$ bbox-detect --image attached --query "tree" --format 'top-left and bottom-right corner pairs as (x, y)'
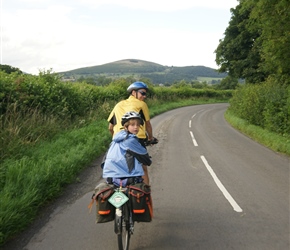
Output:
(250, 0), (290, 79)
(216, 76), (239, 90)
(215, 1), (266, 83)
(215, 0), (290, 85)
(0, 64), (22, 74)
(191, 81), (207, 89)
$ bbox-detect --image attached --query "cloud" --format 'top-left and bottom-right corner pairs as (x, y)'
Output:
(1, 0), (237, 74)
(81, 0), (237, 11)
(2, 5), (74, 70)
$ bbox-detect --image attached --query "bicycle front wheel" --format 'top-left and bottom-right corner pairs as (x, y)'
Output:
(117, 218), (130, 250)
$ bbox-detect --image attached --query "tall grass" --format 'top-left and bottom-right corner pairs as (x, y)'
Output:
(0, 119), (111, 244)
(1, 103), (68, 161)
(0, 89), (115, 244)
(0, 101), (113, 164)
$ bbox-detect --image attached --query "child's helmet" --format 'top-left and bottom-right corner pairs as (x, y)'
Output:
(127, 81), (148, 93)
(121, 111), (144, 126)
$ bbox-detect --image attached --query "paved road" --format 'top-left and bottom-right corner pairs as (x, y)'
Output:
(3, 103), (289, 250)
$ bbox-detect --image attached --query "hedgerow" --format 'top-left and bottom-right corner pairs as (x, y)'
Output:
(228, 79), (289, 137)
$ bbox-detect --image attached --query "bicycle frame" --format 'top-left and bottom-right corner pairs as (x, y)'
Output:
(109, 186), (134, 250)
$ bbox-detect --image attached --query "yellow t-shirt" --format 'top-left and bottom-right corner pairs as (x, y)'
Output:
(107, 95), (150, 138)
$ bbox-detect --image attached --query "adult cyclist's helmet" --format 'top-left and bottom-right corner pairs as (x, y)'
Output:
(121, 111), (144, 126)
(127, 81), (148, 93)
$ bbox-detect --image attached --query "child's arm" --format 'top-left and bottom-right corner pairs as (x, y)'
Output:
(125, 137), (152, 166)
(126, 149), (152, 166)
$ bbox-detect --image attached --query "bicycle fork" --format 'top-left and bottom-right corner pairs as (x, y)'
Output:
(114, 207), (134, 235)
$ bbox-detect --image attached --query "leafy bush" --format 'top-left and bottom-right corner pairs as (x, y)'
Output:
(263, 79), (290, 135)
(228, 80), (289, 136)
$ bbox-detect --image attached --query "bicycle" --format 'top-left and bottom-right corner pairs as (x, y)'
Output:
(107, 138), (158, 250)
(109, 184), (133, 250)
(109, 178), (154, 250)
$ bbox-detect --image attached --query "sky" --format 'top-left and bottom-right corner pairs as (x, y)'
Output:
(1, 0), (238, 75)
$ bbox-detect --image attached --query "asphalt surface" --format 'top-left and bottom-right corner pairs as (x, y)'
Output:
(3, 103), (289, 250)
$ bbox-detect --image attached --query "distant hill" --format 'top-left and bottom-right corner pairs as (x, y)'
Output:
(58, 59), (227, 84)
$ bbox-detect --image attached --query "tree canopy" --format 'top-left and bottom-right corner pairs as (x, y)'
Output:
(0, 64), (22, 74)
(215, 0), (290, 84)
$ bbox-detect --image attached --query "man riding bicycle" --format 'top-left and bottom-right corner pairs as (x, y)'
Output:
(107, 81), (157, 184)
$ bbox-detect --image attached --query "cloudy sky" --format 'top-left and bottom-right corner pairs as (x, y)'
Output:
(1, 0), (238, 75)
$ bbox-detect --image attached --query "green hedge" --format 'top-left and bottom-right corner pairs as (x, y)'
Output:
(0, 70), (231, 119)
(151, 86), (232, 101)
(228, 80), (289, 136)
(0, 71), (129, 119)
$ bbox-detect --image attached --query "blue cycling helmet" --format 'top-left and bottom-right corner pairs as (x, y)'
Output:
(127, 81), (148, 93)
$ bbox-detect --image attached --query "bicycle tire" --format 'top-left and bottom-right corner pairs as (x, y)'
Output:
(117, 217), (130, 250)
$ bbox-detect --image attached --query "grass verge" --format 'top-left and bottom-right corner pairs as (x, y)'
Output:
(0, 120), (111, 245)
(225, 110), (290, 156)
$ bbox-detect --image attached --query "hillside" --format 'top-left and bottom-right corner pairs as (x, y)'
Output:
(58, 59), (227, 84)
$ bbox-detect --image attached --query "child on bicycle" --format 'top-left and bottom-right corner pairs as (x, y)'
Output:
(102, 111), (152, 187)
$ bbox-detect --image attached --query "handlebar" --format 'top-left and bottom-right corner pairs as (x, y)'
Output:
(144, 137), (159, 146)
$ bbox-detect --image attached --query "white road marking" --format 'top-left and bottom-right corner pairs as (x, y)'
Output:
(189, 120), (192, 128)
(191, 109), (204, 119)
(200, 155), (243, 213)
(190, 131), (198, 146)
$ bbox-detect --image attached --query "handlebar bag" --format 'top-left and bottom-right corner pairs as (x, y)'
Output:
(129, 183), (153, 222)
(94, 182), (115, 223)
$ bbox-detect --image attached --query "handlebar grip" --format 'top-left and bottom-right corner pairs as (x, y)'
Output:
(145, 137), (158, 146)
(151, 137), (158, 144)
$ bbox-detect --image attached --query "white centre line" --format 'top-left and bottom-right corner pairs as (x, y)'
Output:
(190, 131), (198, 146)
(200, 155), (243, 213)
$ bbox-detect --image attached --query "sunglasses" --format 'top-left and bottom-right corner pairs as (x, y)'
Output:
(138, 91), (147, 96)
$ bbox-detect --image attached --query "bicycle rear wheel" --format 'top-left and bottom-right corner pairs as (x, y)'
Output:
(117, 217), (130, 250)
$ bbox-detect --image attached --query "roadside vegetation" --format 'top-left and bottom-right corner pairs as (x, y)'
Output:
(215, 0), (290, 155)
(225, 111), (290, 155)
(225, 80), (289, 153)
